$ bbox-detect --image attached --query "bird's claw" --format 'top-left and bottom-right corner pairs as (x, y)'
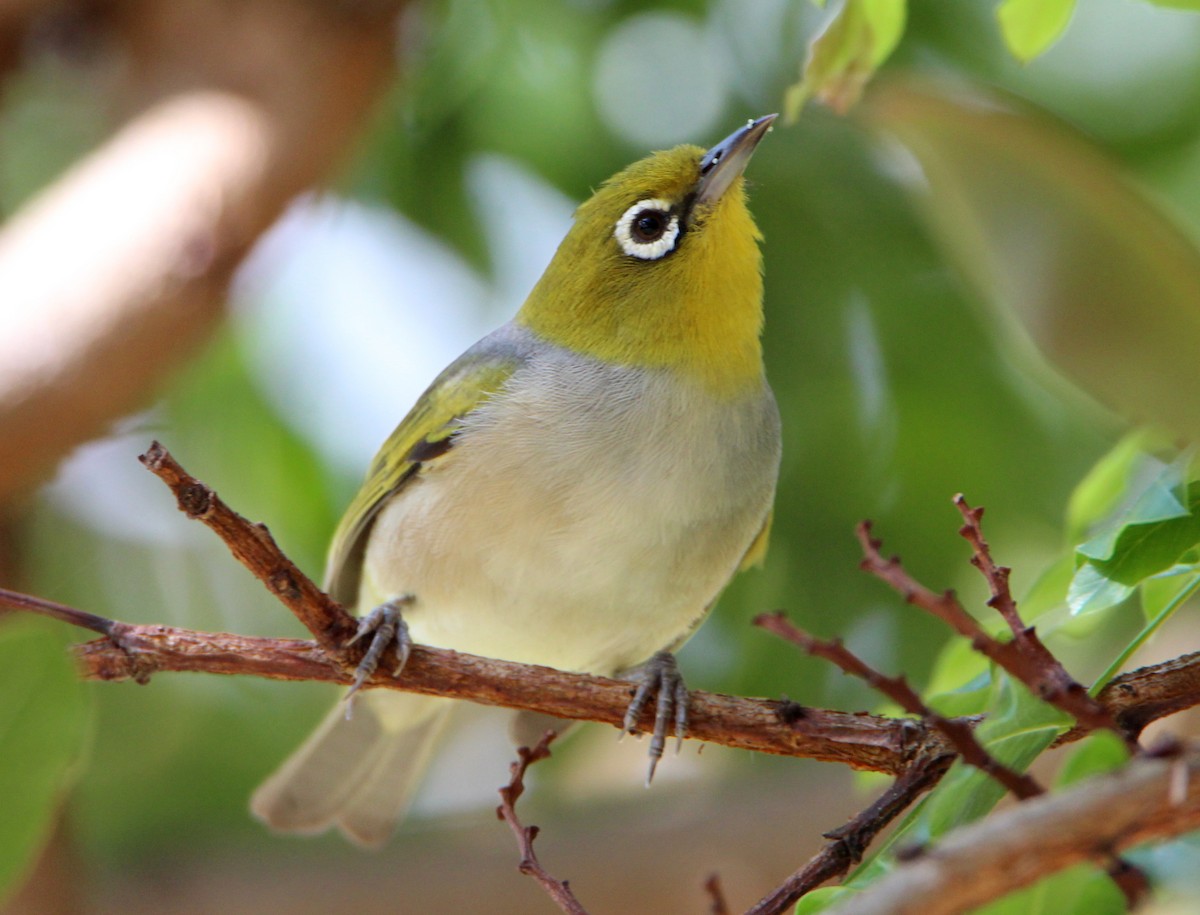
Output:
(344, 596), (414, 708)
(622, 650), (689, 785)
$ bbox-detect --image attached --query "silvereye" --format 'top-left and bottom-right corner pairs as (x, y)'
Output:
(252, 115), (781, 846)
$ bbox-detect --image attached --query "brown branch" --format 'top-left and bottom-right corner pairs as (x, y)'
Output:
(4, 581), (1199, 777)
(496, 733), (589, 915)
(952, 496), (1128, 743)
(0, 1), (403, 500)
(857, 516), (1130, 746)
(58, 608), (920, 773)
(755, 611), (1042, 800)
(755, 611), (1149, 908)
(745, 752), (955, 915)
(138, 441), (357, 650)
(823, 743), (1200, 915)
(704, 874), (731, 915)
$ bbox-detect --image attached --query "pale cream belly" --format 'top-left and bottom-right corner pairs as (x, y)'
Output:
(357, 362), (780, 677)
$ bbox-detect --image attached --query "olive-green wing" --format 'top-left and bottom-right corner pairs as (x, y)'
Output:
(324, 350), (521, 607)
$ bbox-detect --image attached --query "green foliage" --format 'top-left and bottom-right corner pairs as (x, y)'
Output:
(785, 0), (906, 118)
(796, 433), (1200, 912)
(0, 620), (89, 906)
(996, 0), (1076, 62)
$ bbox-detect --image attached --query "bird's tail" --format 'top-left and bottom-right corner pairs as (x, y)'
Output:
(251, 690), (452, 847)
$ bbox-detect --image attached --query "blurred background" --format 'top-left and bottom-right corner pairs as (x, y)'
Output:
(3, 0), (1200, 912)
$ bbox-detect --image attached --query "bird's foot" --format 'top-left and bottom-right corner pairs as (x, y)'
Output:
(344, 595), (414, 706)
(622, 650), (689, 785)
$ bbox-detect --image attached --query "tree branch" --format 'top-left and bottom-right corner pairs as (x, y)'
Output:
(824, 743), (1200, 915)
(496, 733), (590, 915)
(744, 752), (955, 915)
(138, 441), (357, 650)
(0, 0), (403, 500)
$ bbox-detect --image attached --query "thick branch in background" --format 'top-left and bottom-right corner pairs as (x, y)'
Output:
(827, 744), (1200, 915)
(0, 0), (403, 501)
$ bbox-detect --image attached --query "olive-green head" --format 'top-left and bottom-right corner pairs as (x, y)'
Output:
(517, 115), (776, 397)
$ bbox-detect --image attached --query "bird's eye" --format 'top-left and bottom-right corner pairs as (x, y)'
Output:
(614, 198), (679, 260)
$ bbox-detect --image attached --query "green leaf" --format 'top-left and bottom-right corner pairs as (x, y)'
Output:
(1070, 482), (1200, 619)
(1066, 563), (1133, 617)
(784, 0), (907, 119)
(923, 673), (1068, 836)
(1065, 432), (1172, 544)
(1055, 732), (1130, 788)
(860, 82), (1200, 441)
(794, 885), (856, 913)
(1141, 0), (1200, 8)
(1092, 566), (1200, 691)
(972, 864), (1124, 915)
(923, 637), (992, 716)
(1076, 453), (1190, 562)
(0, 620), (89, 905)
(996, 0), (1077, 63)
(1140, 565), (1200, 622)
(843, 671), (1068, 891)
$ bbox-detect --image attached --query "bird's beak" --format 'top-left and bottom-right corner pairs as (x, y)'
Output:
(694, 113), (777, 208)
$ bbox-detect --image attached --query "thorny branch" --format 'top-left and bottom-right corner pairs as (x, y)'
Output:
(857, 511), (1131, 747)
(5, 445), (1200, 914)
(823, 742), (1200, 915)
(742, 752), (955, 915)
(496, 733), (589, 915)
(754, 611), (1042, 801)
(754, 611), (1148, 908)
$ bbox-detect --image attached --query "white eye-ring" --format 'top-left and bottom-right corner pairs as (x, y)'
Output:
(613, 198), (679, 260)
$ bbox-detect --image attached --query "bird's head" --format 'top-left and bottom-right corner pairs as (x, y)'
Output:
(517, 115), (776, 397)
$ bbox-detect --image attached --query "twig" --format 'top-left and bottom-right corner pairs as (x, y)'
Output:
(139, 441), (358, 650)
(824, 743), (1200, 915)
(857, 517), (1130, 745)
(755, 611), (1042, 800)
(952, 496), (1129, 744)
(704, 874), (730, 915)
(744, 752), (954, 915)
(856, 507), (1149, 905)
(496, 732), (588, 915)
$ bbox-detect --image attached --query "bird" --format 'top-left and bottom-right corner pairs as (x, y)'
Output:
(251, 115), (782, 846)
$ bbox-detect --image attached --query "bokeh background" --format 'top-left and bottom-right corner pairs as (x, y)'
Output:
(4, 0), (1200, 912)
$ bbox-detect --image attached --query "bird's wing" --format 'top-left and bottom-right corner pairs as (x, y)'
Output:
(738, 508), (773, 571)
(323, 342), (523, 607)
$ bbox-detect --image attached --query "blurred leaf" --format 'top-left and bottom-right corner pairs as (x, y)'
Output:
(1066, 564), (1133, 618)
(1139, 564), (1200, 620)
(972, 864), (1124, 915)
(924, 637), (992, 716)
(1142, 0), (1200, 8)
(1065, 431), (1173, 545)
(0, 620), (89, 905)
(996, 0), (1076, 63)
(1092, 564), (1200, 690)
(1018, 553), (1076, 622)
(922, 673), (1068, 837)
(843, 671), (1068, 892)
(785, 0), (906, 119)
(795, 885), (856, 912)
(862, 81), (1200, 440)
(1055, 732), (1130, 788)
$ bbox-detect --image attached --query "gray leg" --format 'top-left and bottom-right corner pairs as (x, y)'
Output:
(344, 595), (414, 700)
(622, 650), (689, 785)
